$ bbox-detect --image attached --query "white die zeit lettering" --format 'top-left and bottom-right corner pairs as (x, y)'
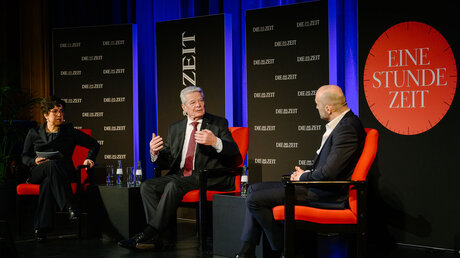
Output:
(297, 90), (317, 97)
(103, 97), (126, 103)
(253, 92), (275, 98)
(254, 158), (276, 165)
(275, 108), (298, 114)
(252, 25), (274, 32)
(274, 74), (297, 80)
(82, 112), (103, 117)
(82, 83), (103, 89)
(104, 154), (127, 159)
(274, 40), (296, 47)
(275, 142), (299, 148)
(104, 126), (126, 131)
(62, 98), (82, 104)
(298, 160), (314, 166)
(103, 68), (125, 74)
(298, 125), (321, 131)
(254, 125), (276, 131)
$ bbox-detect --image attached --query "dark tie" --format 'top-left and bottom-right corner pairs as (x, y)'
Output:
(183, 122), (198, 177)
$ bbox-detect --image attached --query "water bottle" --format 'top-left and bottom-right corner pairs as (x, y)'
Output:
(241, 166), (248, 197)
(116, 160), (123, 186)
(135, 160), (143, 186)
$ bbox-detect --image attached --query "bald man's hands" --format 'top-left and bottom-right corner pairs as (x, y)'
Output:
(290, 166), (306, 181)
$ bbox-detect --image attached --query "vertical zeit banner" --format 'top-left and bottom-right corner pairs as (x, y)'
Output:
(246, 1), (329, 182)
(156, 14), (232, 138)
(53, 24), (138, 171)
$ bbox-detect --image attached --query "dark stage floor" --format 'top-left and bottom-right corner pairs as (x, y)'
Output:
(8, 220), (459, 258)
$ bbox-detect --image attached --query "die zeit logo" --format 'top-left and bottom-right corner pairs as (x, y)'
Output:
(363, 21), (457, 135)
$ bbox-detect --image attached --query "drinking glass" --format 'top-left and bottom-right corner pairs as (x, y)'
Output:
(126, 167), (134, 187)
(106, 165), (114, 186)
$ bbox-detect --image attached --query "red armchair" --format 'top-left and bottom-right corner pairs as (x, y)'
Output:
(16, 129), (92, 238)
(272, 128), (378, 258)
(154, 127), (249, 250)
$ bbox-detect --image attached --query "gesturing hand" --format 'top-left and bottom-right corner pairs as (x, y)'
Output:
(150, 133), (164, 156)
(195, 129), (217, 147)
(83, 159), (95, 168)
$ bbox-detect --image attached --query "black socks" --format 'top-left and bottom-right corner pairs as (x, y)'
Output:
(142, 225), (159, 239)
(239, 241), (256, 256)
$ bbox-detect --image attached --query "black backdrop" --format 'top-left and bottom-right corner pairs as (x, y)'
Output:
(156, 14), (231, 138)
(53, 24), (138, 170)
(359, 0), (459, 250)
(246, 1), (329, 183)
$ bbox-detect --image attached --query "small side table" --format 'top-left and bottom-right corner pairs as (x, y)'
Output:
(212, 194), (265, 257)
(96, 185), (146, 240)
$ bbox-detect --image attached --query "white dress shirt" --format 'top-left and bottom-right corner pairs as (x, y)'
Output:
(316, 109), (350, 155)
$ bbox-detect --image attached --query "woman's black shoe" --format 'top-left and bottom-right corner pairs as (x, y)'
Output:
(234, 254), (256, 258)
(118, 232), (150, 249)
(34, 228), (46, 242)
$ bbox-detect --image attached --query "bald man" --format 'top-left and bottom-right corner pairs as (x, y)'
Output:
(235, 85), (366, 257)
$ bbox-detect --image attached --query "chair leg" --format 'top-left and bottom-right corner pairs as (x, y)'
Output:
(77, 217), (81, 238)
(284, 222), (295, 258)
(16, 196), (22, 237)
(0, 220), (18, 258)
(356, 231), (366, 258)
(198, 200), (207, 250)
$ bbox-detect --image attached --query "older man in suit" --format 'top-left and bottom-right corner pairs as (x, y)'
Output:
(119, 86), (242, 250)
(235, 85), (366, 258)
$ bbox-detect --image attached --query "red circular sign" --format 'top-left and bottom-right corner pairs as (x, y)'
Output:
(363, 21), (457, 135)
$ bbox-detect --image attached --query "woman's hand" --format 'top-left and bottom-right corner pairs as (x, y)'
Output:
(35, 157), (49, 165)
(83, 159), (95, 168)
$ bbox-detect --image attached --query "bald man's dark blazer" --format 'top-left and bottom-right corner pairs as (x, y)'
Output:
(154, 112), (242, 191)
(300, 110), (366, 206)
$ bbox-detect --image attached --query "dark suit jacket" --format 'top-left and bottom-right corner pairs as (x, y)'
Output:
(154, 113), (242, 190)
(22, 123), (100, 173)
(299, 110), (366, 207)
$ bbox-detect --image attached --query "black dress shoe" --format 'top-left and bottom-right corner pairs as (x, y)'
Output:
(118, 232), (150, 249)
(136, 237), (175, 250)
(68, 207), (79, 222)
(34, 228), (46, 242)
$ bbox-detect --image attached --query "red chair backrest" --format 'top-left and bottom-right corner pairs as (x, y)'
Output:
(228, 127), (249, 192)
(348, 128), (378, 216)
(229, 127), (249, 166)
(73, 129), (91, 184)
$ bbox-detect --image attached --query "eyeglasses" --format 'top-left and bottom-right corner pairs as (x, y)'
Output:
(49, 109), (65, 114)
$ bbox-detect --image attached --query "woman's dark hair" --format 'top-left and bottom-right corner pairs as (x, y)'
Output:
(40, 96), (66, 114)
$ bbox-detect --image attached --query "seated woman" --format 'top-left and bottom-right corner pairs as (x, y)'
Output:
(21, 96), (100, 241)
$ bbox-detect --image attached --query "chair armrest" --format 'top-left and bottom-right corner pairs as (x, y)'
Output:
(76, 165), (90, 170)
(196, 167), (243, 205)
(284, 180), (367, 188)
(198, 167), (243, 178)
(154, 167), (162, 178)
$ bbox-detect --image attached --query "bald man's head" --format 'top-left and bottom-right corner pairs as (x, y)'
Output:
(315, 85), (349, 121)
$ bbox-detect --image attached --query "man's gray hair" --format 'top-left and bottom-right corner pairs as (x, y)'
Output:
(180, 86), (204, 104)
